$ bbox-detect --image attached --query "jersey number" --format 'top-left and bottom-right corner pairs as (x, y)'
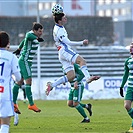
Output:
(0, 62), (5, 76)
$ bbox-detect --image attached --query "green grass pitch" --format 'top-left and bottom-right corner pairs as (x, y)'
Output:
(10, 99), (131, 133)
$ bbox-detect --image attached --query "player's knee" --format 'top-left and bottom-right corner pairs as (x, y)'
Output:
(67, 74), (75, 82)
(67, 101), (74, 107)
(68, 77), (75, 82)
(77, 56), (86, 66)
(25, 78), (32, 85)
(124, 103), (131, 111)
(68, 104), (73, 107)
(73, 102), (79, 107)
(67, 103), (73, 107)
(82, 58), (86, 64)
(67, 70), (75, 82)
(16, 81), (23, 86)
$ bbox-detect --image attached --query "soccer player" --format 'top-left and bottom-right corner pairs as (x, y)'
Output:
(47, 63), (92, 123)
(13, 83), (26, 126)
(120, 42), (133, 132)
(67, 63), (92, 123)
(0, 31), (21, 133)
(13, 22), (44, 113)
(46, 6), (100, 95)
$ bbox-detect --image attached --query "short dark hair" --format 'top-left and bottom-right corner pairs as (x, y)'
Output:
(53, 13), (65, 23)
(32, 22), (43, 31)
(0, 31), (9, 48)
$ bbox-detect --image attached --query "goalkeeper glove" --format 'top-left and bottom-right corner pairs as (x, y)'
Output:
(13, 49), (21, 55)
(120, 87), (124, 97)
(37, 38), (44, 42)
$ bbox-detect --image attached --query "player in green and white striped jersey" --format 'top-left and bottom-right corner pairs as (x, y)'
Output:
(67, 63), (92, 123)
(47, 63), (92, 123)
(13, 22), (44, 114)
(120, 42), (133, 132)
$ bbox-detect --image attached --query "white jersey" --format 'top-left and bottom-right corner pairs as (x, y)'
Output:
(53, 24), (84, 73)
(53, 24), (83, 49)
(0, 49), (20, 101)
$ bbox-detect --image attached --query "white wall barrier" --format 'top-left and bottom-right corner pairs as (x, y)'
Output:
(17, 77), (127, 100)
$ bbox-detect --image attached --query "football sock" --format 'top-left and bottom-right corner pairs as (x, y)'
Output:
(52, 75), (68, 87)
(75, 104), (87, 118)
(80, 65), (90, 80)
(80, 103), (86, 108)
(131, 119), (133, 127)
(22, 88), (26, 99)
(13, 83), (20, 104)
(25, 84), (34, 106)
(128, 108), (133, 119)
(0, 124), (9, 133)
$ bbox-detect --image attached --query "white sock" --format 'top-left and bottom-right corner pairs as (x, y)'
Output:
(52, 75), (68, 87)
(85, 104), (88, 108)
(80, 65), (90, 80)
(85, 117), (89, 120)
(0, 124), (9, 133)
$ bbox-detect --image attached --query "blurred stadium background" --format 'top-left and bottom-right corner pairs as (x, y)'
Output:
(0, 0), (132, 100)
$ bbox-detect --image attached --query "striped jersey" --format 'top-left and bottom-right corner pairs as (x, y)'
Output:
(19, 30), (39, 63)
(53, 24), (83, 50)
(121, 56), (133, 88)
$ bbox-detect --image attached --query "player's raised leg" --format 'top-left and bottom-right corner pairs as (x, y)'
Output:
(75, 55), (100, 83)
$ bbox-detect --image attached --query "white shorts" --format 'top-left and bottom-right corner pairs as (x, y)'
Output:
(0, 100), (14, 118)
(58, 47), (79, 73)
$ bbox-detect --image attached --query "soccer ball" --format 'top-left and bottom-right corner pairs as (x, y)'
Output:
(52, 4), (63, 14)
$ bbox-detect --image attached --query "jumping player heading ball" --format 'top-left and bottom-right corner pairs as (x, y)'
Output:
(46, 4), (100, 95)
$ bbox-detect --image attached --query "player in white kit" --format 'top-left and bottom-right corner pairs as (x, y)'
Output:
(46, 5), (100, 95)
(0, 31), (21, 133)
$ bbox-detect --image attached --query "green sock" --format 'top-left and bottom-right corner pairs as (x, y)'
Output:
(131, 119), (133, 127)
(75, 104), (87, 118)
(25, 84), (34, 106)
(80, 103), (86, 108)
(13, 83), (20, 104)
(128, 108), (133, 119)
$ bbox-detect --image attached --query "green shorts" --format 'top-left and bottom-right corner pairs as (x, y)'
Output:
(125, 87), (133, 101)
(68, 83), (84, 102)
(19, 59), (32, 80)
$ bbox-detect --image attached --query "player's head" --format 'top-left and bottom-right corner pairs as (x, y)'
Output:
(0, 31), (10, 48)
(53, 13), (67, 25)
(130, 42), (133, 55)
(32, 22), (43, 37)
